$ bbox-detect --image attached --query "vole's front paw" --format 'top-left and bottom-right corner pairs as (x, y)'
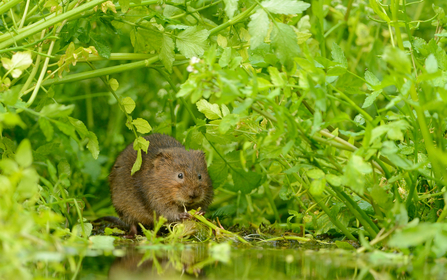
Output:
(178, 212), (191, 220)
(196, 210), (206, 216)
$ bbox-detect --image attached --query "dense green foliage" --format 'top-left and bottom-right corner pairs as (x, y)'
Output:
(1, 0), (447, 277)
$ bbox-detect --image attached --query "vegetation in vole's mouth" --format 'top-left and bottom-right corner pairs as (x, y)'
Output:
(1, 0), (447, 278)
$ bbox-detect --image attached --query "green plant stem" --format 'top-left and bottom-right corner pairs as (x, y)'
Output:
(0, 35), (59, 54)
(0, 0), (22, 15)
(409, 85), (446, 183)
(285, 167), (357, 241)
(190, 210), (249, 244)
(258, 236), (311, 243)
(39, 56), (161, 87)
(329, 84), (374, 123)
(28, 28), (59, 106)
(334, 188), (380, 235)
(20, 30), (46, 96)
(86, 62), (138, 139)
(169, 0), (222, 20)
(72, 199), (86, 238)
(0, 0), (108, 48)
(405, 175), (417, 210)
(262, 180), (281, 223)
(311, 193), (357, 241)
(209, 4), (257, 36)
(55, 53), (169, 62)
(390, 0), (405, 50)
(18, 0), (31, 29)
(153, 68), (177, 137)
(437, 203), (447, 223)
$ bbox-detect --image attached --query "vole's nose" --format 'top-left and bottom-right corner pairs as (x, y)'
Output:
(189, 190), (199, 200)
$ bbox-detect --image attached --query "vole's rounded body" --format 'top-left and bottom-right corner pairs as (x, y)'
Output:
(109, 134), (213, 236)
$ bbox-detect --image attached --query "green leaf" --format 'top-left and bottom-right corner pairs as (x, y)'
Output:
(309, 178), (326, 197)
(365, 70), (380, 90)
(208, 158), (228, 188)
(196, 99), (222, 120)
(331, 42), (347, 68)
(362, 91), (382, 108)
(370, 120), (410, 143)
(34, 143), (59, 161)
(104, 227), (126, 235)
(118, 0), (130, 12)
(381, 141), (414, 170)
(131, 22), (163, 53)
(382, 46), (411, 74)
(131, 149), (142, 175)
(369, 0), (390, 23)
(219, 114), (239, 134)
(74, 223), (93, 237)
(370, 185), (393, 210)
(335, 241), (355, 250)
(15, 139), (32, 168)
(262, 0), (310, 15)
(160, 34), (175, 73)
(87, 131), (99, 159)
(326, 174), (342, 186)
(40, 104), (74, 118)
(295, 31), (312, 44)
(230, 168), (262, 194)
(17, 168), (39, 200)
(176, 26), (210, 58)
(122, 97), (136, 114)
(221, 104), (230, 117)
(68, 117), (89, 139)
(271, 23), (300, 70)
(57, 160), (71, 177)
(223, 0), (239, 18)
(268, 67), (284, 87)
(132, 118), (152, 134)
(89, 236), (116, 250)
(306, 168), (325, 179)
(219, 47), (232, 67)
(388, 223), (438, 248)
(342, 155), (371, 195)
(133, 136), (150, 153)
(425, 54), (438, 74)
(248, 9), (269, 50)
(0, 86), (20, 106)
(38, 118), (54, 141)
(54, 120), (76, 138)
(176, 79), (197, 98)
(1, 51), (33, 78)
(109, 78), (119, 91)
(327, 66), (347, 76)
(90, 37), (111, 59)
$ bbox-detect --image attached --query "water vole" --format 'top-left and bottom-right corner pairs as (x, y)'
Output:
(108, 133), (213, 236)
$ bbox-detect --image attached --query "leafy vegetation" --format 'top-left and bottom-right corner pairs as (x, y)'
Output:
(1, 0), (447, 277)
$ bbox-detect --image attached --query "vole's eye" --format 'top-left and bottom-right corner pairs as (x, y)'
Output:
(178, 173), (184, 179)
(198, 174), (202, 180)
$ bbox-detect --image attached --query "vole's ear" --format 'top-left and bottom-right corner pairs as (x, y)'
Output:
(194, 150), (205, 159)
(153, 151), (172, 168)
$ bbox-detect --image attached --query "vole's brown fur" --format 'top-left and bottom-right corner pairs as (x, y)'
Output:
(109, 134), (213, 237)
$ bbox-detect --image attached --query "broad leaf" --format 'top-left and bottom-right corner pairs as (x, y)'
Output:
(271, 23), (300, 70)
(248, 9), (269, 50)
(262, 0), (310, 15)
(177, 26), (210, 58)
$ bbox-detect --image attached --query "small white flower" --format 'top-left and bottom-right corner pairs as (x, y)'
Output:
(186, 65), (195, 73)
(190, 56), (200, 64)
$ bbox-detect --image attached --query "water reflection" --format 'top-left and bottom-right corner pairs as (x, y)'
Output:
(108, 245), (207, 279)
(78, 243), (447, 280)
